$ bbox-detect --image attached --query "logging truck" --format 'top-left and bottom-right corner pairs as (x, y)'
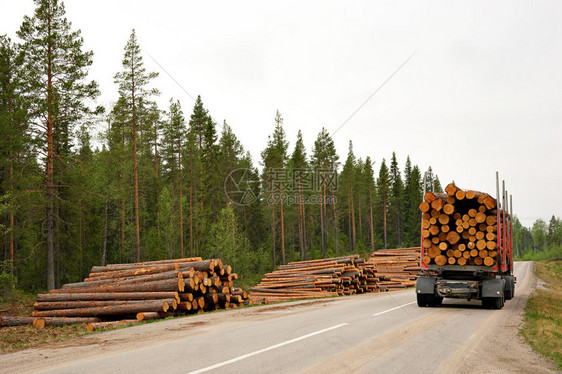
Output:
(415, 173), (515, 309)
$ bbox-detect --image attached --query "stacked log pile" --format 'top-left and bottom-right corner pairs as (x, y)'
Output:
(249, 255), (380, 302)
(13, 257), (255, 328)
(366, 247), (421, 290)
(419, 183), (501, 267)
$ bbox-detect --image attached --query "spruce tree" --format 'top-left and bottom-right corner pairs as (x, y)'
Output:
(17, 0), (99, 288)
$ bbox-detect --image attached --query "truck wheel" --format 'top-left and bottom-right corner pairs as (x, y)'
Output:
(417, 294), (428, 307)
(494, 297), (503, 309)
(435, 296), (443, 305)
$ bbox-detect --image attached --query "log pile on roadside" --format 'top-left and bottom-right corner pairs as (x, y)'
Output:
(419, 183), (501, 267)
(249, 255), (380, 302)
(1, 257), (257, 329)
(366, 247), (421, 290)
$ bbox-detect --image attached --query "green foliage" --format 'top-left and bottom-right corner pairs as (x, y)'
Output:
(522, 260), (562, 369)
(0, 260), (17, 301)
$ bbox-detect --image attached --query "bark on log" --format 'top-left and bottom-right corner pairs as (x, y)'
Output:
(86, 320), (139, 331)
(36, 292), (178, 302)
(64, 270), (182, 289)
(34, 298), (176, 311)
(49, 279), (185, 294)
(136, 312), (163, 321)
(86, 264), (180, 281)
(31, 300), (170, 317)
(33, 317), (101, 328)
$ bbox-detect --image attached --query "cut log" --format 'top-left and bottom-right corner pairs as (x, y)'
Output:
(435, 255), (447, 266)
(31, 300), (170, 317)
(33, 317), (101, 328)
(33, 299), (176, 311)
(63, 269), (182, 289)
(86, 320), (139, 331)
(36, 292), (179, 303)
(438, 214), (450, 225)
(136, 312), (163, 321)
(487, 241), (497, 250)
(49, 278), (185, 294)
(445, 183), (458, 196)
(443, 204), (455, 215)
(86, 264), (180, 281)
(419, 202), (430, 213)
(446, 231), (461, 245)
(483, 257), (495, 267)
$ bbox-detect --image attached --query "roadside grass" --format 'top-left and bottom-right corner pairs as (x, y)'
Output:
(521, 260), (562, 370)
(0, 290), (144, 353)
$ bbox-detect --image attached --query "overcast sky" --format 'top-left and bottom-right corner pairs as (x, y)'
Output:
(1, 0), (561, 227)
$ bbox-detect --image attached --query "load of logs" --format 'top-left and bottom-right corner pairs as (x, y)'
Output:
(419, 183), (502, 267)
(250, 255), (384, 302)
(366, 247), (420, 290)
(0, 257), (257, 329)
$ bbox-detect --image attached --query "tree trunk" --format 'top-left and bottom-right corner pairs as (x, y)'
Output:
(321, 170), (327, 257)
(0, 316), (99, 327)
(101, 200), (108, 266)
(132, 69), (141, 262)
(350, 183), (356, 252)
(86, 320), (137, 331)
(369, 185), (374, 252)
(332, 189), (338, 256)
(49, 278), (185, 294)
(9, 138), (14, 274)
(155, 129), (159, 238)
(34, 299), (176, 311)
(382, 198), (387, 249)
(179, 141), (184, 258)
(280, 180), (285, 265)
(270, 175), (276, 269)
(46, 23), (55, 291)
(32, 300), (171, 317)
(36, 291), (179, 302)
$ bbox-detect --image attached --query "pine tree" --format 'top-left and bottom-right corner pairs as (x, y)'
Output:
(17, 0), (99, 288)
(375, 159), (391, 249)
(113, 29), (158, 262)
(311, 128), (339, 257)
(339, 141), (357, 253)
(162, 99), (186, 257)
(288, 130), (308, 261)
(261, 110), (289, 265)
(362, 157), (376, 252)
(0, 35), (28, 274)
(402, 158), (423, 246)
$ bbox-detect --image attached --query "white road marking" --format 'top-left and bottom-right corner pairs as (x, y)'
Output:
(185, 323), (349, 374)
(372, 301), (416, 317)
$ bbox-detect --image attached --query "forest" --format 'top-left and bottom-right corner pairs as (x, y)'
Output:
(1, 0), (561, 292)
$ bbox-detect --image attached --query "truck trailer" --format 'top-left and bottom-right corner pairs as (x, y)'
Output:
(416, 172), (515, 309)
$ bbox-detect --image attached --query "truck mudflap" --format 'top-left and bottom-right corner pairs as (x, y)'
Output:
(416, 276), (436, 295)
(481, 278), (506, 298)
(435, 280), (479, 300)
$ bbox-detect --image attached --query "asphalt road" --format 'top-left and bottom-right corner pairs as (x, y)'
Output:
(1, 261), (556, 374)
